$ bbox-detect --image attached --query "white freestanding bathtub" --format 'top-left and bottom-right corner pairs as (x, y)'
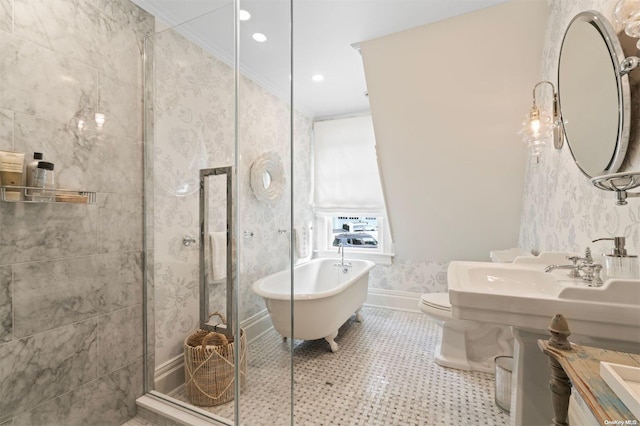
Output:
(252, 258), (375, 352)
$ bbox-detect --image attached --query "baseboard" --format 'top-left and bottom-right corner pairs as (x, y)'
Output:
(137, 393), (229, 426)
(154, 355), (185, 395)
(154, 309), (273, 394)
(241, 307), (274, 343)
(365, 288), (421, 312)
(153, 293), (420, 393)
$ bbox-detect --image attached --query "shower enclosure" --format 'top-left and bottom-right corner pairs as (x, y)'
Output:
(142, 1), (314, 423)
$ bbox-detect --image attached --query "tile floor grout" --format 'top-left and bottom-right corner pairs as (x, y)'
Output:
(126, 306), (509, 425)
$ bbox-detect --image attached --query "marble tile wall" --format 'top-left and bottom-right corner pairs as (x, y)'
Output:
(0, 0), (151, 424)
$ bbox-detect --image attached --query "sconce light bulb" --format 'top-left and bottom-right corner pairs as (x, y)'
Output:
(77, 119), (85, 130)
(526, 104), (542, 135)
(531, 118), (541, 134)
(94, 112), (106, 128)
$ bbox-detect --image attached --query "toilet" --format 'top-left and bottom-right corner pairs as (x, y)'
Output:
(418, 248), (531, 372)
(420, 292), (513, 373)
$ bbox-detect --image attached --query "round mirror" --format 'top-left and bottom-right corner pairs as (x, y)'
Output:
(262, 171), (272, 189)
(250, 151), (285, 203)
(558, 10), (631, 178)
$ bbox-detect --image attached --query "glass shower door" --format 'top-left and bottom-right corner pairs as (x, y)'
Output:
(142, 1), (295, 424)
(235, 1), (295, 423)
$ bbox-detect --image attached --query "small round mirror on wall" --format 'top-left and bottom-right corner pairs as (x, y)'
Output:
(250, 151), (285, 203)
(558, 10), (631, 178)
(262, 171), (272, 189)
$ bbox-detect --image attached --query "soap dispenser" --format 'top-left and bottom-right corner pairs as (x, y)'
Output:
(592, 237), (640, 280)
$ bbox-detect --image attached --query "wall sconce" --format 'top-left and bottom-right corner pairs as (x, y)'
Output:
(74, 86), (106, 132)
(94, 83), (106, 130)
(614, 0), (640, 49)
(519, 80), (563, 163)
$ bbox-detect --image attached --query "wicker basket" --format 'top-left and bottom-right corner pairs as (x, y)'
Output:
(183, 312), (247, 406)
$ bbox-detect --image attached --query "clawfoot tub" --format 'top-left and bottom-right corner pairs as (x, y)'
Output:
(252, 258), (375, 352)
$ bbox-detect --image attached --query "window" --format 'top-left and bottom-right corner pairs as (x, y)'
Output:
(312, 115), (393, 264)
(315, 214), (393, 264)
(332, 217), (379, 248)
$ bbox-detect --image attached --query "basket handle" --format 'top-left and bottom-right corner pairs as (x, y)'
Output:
(201, 331), (229, 351)
(208, 311), (226, 326)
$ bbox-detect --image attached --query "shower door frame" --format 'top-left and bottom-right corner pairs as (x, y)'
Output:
(140, 1), (297, 424)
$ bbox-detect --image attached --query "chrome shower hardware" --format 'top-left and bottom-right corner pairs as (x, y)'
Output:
(182, 235), (197, 246)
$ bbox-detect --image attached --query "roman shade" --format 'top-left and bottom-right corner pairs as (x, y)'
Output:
(312, 115), (386, 215)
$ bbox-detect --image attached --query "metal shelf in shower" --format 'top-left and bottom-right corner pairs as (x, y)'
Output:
(0, 185), (97, 204)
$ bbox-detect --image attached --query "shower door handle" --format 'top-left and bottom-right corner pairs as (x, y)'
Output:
(199, 167), (235, 338)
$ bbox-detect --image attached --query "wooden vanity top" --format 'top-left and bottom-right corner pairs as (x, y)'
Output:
(538, 340), (640, 424)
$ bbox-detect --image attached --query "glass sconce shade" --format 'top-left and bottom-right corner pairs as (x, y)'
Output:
(519, 106), (553, 160)
(519, 80), (562, 163)
(94, 112), (106, 128)
(615, 0), (640, 49)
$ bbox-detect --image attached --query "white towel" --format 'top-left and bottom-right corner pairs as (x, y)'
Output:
(294, 225), (311, 259)
(209, 231), (227, 281)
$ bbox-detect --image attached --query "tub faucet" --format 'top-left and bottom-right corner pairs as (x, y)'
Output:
(335, 243), (352, 269)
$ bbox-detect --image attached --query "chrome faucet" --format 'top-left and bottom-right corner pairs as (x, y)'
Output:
(544, 248), (603, 287)
(544, 263), (582, 278)
(335, 243), (352, 269)
(544, 255), (582, 278)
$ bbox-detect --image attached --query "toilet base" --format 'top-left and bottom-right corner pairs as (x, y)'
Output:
(434, 326), (496, 373)
(420, 292), (514, 374)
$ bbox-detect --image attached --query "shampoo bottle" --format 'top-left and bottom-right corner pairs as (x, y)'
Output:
(26, 152), (43, 185)
(31, 161), (55, 202)
(26, 152), (43, 200)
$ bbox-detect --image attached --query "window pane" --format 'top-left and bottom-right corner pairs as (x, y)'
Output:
(330, 216), (379, 249)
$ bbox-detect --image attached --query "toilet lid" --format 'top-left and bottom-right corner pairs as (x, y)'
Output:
(420, 293), (452, 312)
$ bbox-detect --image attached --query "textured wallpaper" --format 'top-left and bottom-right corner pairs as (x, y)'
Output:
(152, 26), (313, 365)
(519, 0), (640, 258)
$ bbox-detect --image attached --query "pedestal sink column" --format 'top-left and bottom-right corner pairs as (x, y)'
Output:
(511, 327), (553, 426)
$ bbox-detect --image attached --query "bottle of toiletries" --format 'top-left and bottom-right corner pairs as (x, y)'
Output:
(25, 152), (44, 201)
(0, 150), (26, 201)
(30, 161), (55, 202)
(592, 236), (640, 280)
(26, 152), (43, 186)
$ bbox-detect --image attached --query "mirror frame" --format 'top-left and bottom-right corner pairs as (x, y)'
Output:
(558, 10), (631, 178)
(249, 151), (286, 203)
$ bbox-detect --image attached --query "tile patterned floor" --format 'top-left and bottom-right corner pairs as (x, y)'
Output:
(159, 306), (509, 426)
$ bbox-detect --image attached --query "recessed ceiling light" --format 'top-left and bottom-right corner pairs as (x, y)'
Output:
(239, 10), (251, 21)
(252, 33), (267, 43)
(312, 74), (324, 82)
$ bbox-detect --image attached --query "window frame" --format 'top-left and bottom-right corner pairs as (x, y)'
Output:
(314, 213), (394, 265)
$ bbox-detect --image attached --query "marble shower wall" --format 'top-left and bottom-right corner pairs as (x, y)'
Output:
(519, 0), (640, 256)
(152, 27), (313, 366)
(0, 0), (151, 424)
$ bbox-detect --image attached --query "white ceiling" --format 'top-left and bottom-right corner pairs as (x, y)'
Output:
(132, 0), (510, 119)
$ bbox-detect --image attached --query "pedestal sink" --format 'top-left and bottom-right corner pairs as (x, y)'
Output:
(447, 260), (640, 426)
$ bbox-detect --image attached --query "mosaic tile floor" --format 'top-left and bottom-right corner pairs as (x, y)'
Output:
(161, 306), (509, 426)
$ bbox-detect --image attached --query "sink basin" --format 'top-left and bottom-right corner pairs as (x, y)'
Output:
(448, 259), (640, 425)
(448, 261), (640, 342)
